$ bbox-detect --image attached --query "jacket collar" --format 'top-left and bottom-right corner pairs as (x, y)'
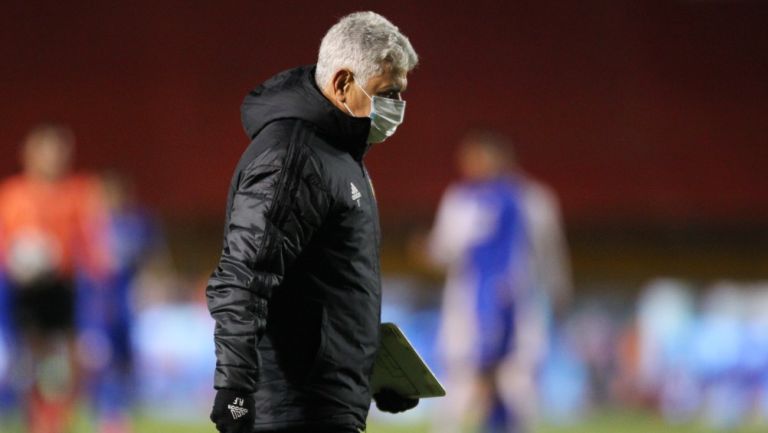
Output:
(241, 65), (372, 161)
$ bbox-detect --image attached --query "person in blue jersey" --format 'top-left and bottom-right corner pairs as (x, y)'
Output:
(428, 130), (572, 433)
(77, 172), (167, 433)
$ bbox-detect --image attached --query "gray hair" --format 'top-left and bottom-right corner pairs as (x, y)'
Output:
(315, 11), (418, 89)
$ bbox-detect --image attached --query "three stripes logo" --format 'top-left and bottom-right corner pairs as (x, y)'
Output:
(350, 182), (362, 207)
(228, 397), (249, 420)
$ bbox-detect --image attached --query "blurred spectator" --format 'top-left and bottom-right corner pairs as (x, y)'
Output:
(0, 124), (110, 433)
(691, 282), (749, 429)
(636, 278), (697, 420)
(426, 130), (571, 433)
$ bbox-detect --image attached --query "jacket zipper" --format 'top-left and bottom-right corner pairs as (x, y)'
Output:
(360, 164), (382, 283)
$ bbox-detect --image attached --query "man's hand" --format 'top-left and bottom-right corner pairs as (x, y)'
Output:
(210, 389), (255, 433)
(373, 388), (419, 413)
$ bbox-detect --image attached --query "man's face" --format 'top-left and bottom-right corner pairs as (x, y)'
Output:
(23, 134), (72, 181)
(343, 67), (408, 117)
(457, 142), (504, 181)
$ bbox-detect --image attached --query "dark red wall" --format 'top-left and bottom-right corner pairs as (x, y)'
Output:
(2, 1), (767, 224)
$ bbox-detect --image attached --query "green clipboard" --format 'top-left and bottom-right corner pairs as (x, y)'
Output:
(371, 322), (446, 399)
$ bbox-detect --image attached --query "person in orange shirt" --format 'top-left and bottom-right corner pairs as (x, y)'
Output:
(0, 124), (109, 433)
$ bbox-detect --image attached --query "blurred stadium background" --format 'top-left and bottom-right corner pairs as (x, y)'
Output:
(1, 1), (767, 432)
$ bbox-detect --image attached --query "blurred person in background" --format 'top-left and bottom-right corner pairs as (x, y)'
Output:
(206, 11), (419, 433)
(426, 130), (571, 433)
(0, 124), (110, 433)
(76, 171), (169, 433)
(635, 278), (697, 419)
(690, 282), (749, 429)
(743, 284), (768, 425)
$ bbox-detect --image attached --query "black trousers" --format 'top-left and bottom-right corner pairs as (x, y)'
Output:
(10, 277), (75, 333)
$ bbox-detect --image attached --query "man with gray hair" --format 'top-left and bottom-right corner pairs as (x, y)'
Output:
(207, 11), (419, 433)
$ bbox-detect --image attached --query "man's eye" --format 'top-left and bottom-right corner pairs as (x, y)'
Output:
(378, 91), (401, 100)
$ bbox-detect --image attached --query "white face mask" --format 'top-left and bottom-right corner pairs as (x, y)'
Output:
(344, 81), (406, 144)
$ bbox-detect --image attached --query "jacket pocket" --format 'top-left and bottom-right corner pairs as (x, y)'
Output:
(303, 302), (327, 383)
(257, 296), (327, 385)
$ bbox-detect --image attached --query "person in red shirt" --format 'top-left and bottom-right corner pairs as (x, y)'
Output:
(0, 123), (109, 433)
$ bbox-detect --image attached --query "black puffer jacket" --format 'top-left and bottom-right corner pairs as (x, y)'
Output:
(206, 65), (381, 431)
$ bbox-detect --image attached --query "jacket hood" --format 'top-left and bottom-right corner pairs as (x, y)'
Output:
(241, 65), (372, 160)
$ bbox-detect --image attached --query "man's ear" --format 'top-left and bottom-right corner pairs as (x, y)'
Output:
(331, 69), (354, 103)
